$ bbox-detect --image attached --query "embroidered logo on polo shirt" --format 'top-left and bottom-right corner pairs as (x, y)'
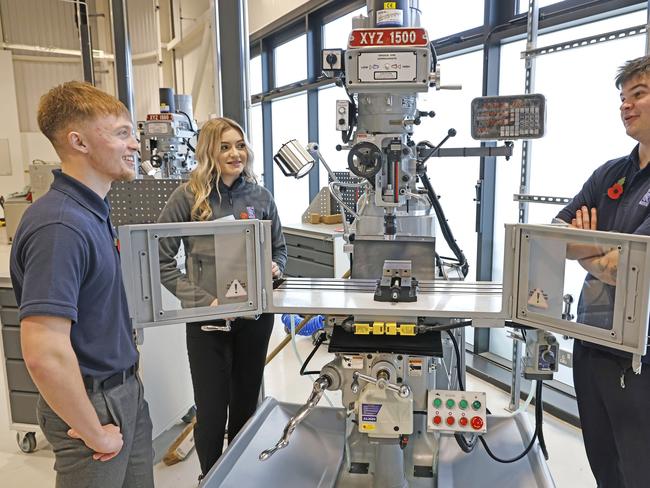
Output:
(640, 188), (650, 207)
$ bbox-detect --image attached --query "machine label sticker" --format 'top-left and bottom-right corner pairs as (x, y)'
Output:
(146, 113), (174, 121)
(639, 187), (650, 207)
(226, 279), (247, 298)
(408, 358), (423, 376)
(377, 9), (403, 26)
(343, 355), (364, 369)
(384, 2), (397, 8)
(348, 28), (428, 48)
(527, 288), (549, 309)
(361, 403), (382, 422)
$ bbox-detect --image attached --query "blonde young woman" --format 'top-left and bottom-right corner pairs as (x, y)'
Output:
(157, 117), (286, 478)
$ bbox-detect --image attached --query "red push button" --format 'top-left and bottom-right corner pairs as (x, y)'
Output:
(459, 417), (468, 427)
(433, 415), (442, 425)
(446, 416), (455, 426)
(471, 416), (484, 430)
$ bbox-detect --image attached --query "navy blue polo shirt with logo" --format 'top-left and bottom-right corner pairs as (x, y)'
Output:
(10, 170), (138, 378)
(556, 145), (650, 362)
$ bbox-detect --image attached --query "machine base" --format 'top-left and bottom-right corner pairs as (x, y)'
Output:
(201, 397), (555, 488)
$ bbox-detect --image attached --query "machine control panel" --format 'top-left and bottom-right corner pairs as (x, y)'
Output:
(336, 100), (350, 131)
(427, 390), (487, 434)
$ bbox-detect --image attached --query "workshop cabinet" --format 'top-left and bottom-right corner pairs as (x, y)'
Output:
(0, 286), (38, 425)
(283, 224), (347, 279)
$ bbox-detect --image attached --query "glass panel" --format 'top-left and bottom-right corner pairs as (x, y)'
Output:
(250, 55), (263, 96)
(323, 6), (367, 49)
(412, 49), (483, 281)
(518, 0), (564, 14)
(249, 103), (264, 185)
(157, 227), (256, 315)
(420, 1), (484, 40)
(272, 93), (310, 225)
(522, 230), (624, 333)
(274, 34), (307, 87)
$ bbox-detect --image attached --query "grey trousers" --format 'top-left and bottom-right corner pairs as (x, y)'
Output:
(36, 374), (154, 488)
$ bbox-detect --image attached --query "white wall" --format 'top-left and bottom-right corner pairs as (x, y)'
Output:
(247, 0), (312, 34)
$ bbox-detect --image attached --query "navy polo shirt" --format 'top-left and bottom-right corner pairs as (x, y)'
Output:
(10, 170), (138, 378)
(556, 145), (650, 361)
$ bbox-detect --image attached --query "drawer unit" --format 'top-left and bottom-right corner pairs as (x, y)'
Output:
(6, 359), (37, 393)
(285, 233), (333, 254)
(286, 244), (334, 267)
(284, 232), (335, 278)
(0, 307), (20, 326)
(10, 391), (38, 425)
(2, 327), (21, 359)
(0, 288), (17, 307)
(1, 284), (40, 438)
(285, 257), (335, 278)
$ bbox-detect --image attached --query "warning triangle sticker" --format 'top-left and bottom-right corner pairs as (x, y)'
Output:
(527, 288), (549, 309)
(226, 279), (247, 298)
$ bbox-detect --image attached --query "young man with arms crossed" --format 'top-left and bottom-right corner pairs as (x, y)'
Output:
(556, 56), (650, 488)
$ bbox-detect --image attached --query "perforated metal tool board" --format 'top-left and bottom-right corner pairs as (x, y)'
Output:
(331, 171), (363, 223)
(108, 178), (182, 226)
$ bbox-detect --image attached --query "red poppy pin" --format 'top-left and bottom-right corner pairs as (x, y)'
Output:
(607, 177), (626, 200)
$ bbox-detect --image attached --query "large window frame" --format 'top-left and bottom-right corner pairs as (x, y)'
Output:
(248, 0), (649, 425)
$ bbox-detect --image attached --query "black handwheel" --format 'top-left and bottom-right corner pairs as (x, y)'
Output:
(347, 142), (382, 180)
(17, 432), (37, 453)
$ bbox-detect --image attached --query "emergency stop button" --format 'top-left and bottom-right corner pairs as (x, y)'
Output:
(471, 416), (484, 430)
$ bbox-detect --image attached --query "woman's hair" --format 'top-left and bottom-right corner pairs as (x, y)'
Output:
(188, 117), (256, 221)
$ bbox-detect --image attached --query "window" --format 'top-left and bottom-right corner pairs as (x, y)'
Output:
(274, 35), (307, 87)
(272, 94), (310, 224)
(518, 0), (563, 14)
(249, 104), (264, 185)
(250, 55), (263, 96)
(323, 7), (366, 49)
(419, 1), (484, 40)
(490, 10), (647, 384)
(412, 49), (484, 282)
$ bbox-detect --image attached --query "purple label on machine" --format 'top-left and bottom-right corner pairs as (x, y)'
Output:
(361, 403), (382, 422)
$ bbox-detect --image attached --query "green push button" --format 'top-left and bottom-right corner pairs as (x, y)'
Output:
(433, 398), (442, 408)
(446, 399), (455, 409)
(472, 400), (482, 410)
(459, 399), (468, 410)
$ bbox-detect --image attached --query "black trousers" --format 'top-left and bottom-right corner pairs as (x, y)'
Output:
(186, 314), (274, 475)
(573, 341), (650, 488)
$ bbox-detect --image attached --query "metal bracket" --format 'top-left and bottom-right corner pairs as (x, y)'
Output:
(521, 24), (648, 60)
(513, 194), (571, 205)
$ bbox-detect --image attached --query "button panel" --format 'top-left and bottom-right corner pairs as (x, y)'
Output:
(427, 390), (487, 434)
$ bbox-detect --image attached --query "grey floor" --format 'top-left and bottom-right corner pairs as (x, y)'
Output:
(0, 323), (595, 487)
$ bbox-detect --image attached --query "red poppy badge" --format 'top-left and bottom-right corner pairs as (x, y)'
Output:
(607, 177), (625, 200)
